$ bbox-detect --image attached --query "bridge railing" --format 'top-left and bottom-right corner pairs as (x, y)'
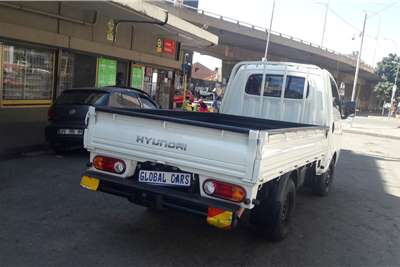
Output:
(162, 0), (374, 72)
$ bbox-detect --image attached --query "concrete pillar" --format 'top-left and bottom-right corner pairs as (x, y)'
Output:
(222, 61), (238, 85)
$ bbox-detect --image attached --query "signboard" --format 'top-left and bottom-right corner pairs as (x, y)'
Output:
(163, 39), (176, 55)
(156, 38), (163, 53)
(97, 57), (117, 87)
(131, 65), (144, 90)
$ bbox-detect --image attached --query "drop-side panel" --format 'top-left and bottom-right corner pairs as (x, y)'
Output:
(84, 108), (257, 181)
(255, 128), (328, 183)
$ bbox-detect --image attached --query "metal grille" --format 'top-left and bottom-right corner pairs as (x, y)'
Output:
(2, 44), (54, 100)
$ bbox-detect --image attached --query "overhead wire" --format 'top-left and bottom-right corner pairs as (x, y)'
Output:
(327, 7), (361, 33)
(327, 6), (383, 40)
(367, 1), (399, 18)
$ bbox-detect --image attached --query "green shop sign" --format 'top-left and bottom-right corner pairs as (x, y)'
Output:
(97, 57), (117, 87)
(131, 65), (144, 90)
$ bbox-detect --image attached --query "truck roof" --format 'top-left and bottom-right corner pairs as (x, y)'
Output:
(236, 61), (323, 74)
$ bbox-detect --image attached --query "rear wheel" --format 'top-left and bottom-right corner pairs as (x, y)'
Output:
(50, 143), (65, 155)
(250, 177), (296, 242)
(312, 162), (335, 197)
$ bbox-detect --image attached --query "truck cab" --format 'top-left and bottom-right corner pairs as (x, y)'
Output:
(221, 61), (346, 173)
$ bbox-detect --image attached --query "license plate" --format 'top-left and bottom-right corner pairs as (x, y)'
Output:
(58, 128), (83, 135)
(138, 170), (192, 187)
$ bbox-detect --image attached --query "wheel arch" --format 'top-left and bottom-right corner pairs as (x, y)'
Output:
(331, 152), (338, 166)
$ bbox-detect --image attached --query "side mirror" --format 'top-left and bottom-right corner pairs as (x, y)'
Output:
(341, 101), (356, 119)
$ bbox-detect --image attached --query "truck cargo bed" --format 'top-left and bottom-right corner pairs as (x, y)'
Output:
(95, 107), (322, 133)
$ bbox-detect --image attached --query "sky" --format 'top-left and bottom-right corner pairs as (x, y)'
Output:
(192, 0), (400, 70)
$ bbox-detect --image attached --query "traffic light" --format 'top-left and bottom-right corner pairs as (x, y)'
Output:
(182, 53), (192, 78)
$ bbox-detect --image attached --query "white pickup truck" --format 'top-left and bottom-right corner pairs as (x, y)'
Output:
(80, 61), (355, 241)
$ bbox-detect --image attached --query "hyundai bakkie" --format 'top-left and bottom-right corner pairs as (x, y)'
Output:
(80, 61), (355, 241)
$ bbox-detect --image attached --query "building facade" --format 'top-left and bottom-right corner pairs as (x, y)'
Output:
(0, 1), (217, 153)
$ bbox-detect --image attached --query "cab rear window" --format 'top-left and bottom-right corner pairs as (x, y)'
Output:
(245, 74), (283, 97)
(284, 76), (305, 99)
(245, 74), (306, 99)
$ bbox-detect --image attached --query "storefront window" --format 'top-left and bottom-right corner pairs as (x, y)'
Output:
(117, 61), (128, 87)
(59, 51), (96, 94)
(59, 51), (74, 93)
(2, 44), (54, 103)
(142, 67), (153, 96)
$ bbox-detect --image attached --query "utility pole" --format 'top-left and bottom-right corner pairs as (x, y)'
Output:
(371, 15), (381, 66)
(320, 0), (329, 48)
(351, 12), (367, 102)
(260, 0), (276, 115)
(387, 63), (399, 117)
(263, 0), (276, 61)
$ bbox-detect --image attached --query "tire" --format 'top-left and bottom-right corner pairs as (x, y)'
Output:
(312, 162), (335, 197)
(50, 143), (66, 155)
(250, 177), (296, 242)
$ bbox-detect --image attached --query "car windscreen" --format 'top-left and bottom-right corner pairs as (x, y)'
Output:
(56, 91), (108, 105)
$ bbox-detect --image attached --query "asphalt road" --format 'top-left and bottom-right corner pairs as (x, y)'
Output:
(1, 133), (400, 267)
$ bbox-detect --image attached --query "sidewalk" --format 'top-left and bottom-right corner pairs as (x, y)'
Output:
(342, 116), (400, 140)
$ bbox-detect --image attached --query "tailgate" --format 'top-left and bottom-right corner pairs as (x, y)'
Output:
(84, 107), (258, 181)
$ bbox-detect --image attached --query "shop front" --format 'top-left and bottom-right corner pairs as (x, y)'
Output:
(0, 42), (178, 109)
(59, 51), (130, 95)
(130, 65), (176, 109)
(0, 0), (218, 154)
(0, 39), (185, 152)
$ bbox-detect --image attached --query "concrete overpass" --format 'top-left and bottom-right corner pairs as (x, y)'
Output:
(154, 0), (380, 110)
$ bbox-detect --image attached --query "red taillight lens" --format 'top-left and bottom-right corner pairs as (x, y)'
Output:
(48, 107), (55, 121)
(93, 156), (126, 174)
(203, 179), (246, 203)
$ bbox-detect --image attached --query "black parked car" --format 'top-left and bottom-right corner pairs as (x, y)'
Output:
(45, 87), (158, 151)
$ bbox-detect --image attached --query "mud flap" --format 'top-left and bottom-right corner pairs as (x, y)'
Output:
(80, 176), (99, 191)
(207, 207), (237, 230)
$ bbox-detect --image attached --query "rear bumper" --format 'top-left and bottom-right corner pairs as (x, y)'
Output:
(82, 170), (240, 216)
(45, 124), (84, 146)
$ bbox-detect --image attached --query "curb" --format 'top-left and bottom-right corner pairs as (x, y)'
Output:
(343, 129), (400, 140)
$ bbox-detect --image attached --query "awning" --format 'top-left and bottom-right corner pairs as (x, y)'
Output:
(109, 0), (218, 49)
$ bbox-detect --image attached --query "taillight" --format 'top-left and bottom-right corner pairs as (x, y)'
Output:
(93, 156), (126, 174)
(203, 179), (246, 203)
(48, 107), (55, 121)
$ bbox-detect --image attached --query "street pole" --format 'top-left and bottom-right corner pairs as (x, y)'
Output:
(351, 12), (367, 102)
(372, 15), (381, 66)
(263, 0), (276, 61)
(260, 0), (276, 115)
(320, 0), (329, 48)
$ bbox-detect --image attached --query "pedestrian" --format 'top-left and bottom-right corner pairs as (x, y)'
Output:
(212, 94), (221, 113)
(198, 98), (209, 112)
(393, 100), (399, 117)
(182, 95), (193, 111)
(397, 102), (400, 116)
(116, 72), (124, 87)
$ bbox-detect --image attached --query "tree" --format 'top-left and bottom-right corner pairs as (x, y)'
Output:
(374, 53), (400, 104)
(374, 81), (394, 103)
